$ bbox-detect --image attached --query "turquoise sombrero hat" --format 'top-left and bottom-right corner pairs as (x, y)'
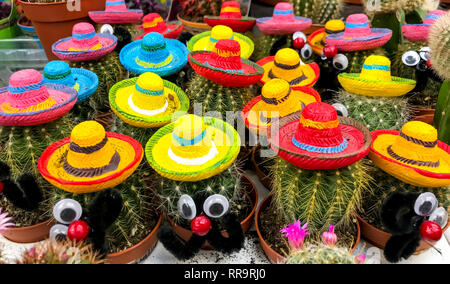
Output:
(43, 61), (98, 103)
(119, 32), (189, 77)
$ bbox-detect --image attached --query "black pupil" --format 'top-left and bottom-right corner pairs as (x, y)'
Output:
(336, 110), (343, 116)
(55, 234), (67, 242)
(335, 62), (343, 69)
(209, 203), (224, 216)
(419, 201), (432, 215)
(182, 203), (192, 217)
(406, 56), (416, 65)
(303, 50), (310, 58)
(60, 208), (76, 223)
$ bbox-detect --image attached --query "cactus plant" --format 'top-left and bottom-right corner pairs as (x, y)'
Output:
(253, 35), (292, 61)
(272, 157), (372, 235)
(333, 89), (411, 131)
(292, 0), (342, 25)
(363, 0), (426, 14)
(286, 243), (357, 264)
(178, 0), (223, 23)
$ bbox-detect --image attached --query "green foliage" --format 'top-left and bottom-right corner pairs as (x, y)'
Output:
(292, 0), (342, 25)
(178, 0), (223, 22)
(272, 158), (372, 235)
(333, 89), (411, 131)
(286, 244), (356, 264)
(435, 81), (450, 145)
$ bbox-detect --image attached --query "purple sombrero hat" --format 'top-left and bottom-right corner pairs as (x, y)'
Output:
(402, 10), (446, 43)
(325, 14), (392, 52)
(0, 69), (78, 126)
(89, 0), (143, 24)
(256, 2), (312, 35)
(52, 22), (118, 62)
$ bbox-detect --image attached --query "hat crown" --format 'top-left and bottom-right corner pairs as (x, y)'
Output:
(262, 78), (290, 100)
(274, 48), (300, 66)
(401, 121), (438, 143)
(70, 120), (106, 147)
(71, 22), (100, 48)
(271, 48), (306, 82)
(136, 72), (164, 94)
(423, 10), (445, 25)
(142, 13), (166, 30)
(209, 39), (242, 71)
(139, 32), (170, 63)
(343, 14), (371, 37)
(210, 25), (234, 41)
(43, 61), (76, 87)
(272, 2), (295, 21)
(360, 55), (391, 81)
(325, 19), (345, 34)
(220, 1), (242, 19)
(6, 69), (50, 109)
(171, 115), (212, 159)
(173, 115), (206, 141)
(105, 0), (128, 12)
(130, 72), (167, 111)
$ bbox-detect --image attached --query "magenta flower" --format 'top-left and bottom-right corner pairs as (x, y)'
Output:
(322, 225), (338, 247)
(280, 220), (309, 250)
(0, 208), (15, 235)
(355, 254), (366, 264)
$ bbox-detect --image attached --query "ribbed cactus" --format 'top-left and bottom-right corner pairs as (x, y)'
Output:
(272, 157), (372, 235)
(429, 10), (450, 82)
(434, 81), (450, 144)
(112, 114), (158, 146)
(345, 48), (386, 73)
(178, 0), (223, 22)
(333, 90), (411, 131)
(292, 0), (343, 25)
(253, 35), (292, 61)
(286, 244), (357, 264)
(362, 0), (425, 14)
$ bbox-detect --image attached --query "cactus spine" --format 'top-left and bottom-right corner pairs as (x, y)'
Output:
(253, 35), (292, 61)
(345, 48), (386, 73)
(292, 0), (343, 25)
(286, 244), (357, 264)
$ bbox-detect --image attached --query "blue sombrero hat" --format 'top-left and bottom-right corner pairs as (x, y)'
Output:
(120, 32), (189, 77)
(43, 61), (99, 103)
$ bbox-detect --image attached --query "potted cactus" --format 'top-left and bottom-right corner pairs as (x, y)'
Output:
(292, 0), (343, 25)
(176, 0), (223, 34)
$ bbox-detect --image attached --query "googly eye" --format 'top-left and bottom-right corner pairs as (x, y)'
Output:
(50, 224), (68, 241)
(332, 54), (348, 71)
(301, 44), (313, 60)
(419, 46), (431, 61)
(100, 24), (114, 35)
(53, 199), (82, 225)
(293, 31), (307, 42)
(203, 194), (229, 218)
(178, 194), (196, 220)
(402, 51), (420, 67)
(414, 192), (438, 216)
(332, 103), (348, 117)
(429, 207), (448, 228)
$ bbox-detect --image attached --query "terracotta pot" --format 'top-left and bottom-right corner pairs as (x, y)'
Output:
(251, 145), (273, 190)
(105, 214), (163, 264)
(255, 194), (361, 263)
(2, 219), (55, 243)
(168, 173), (258, 249)
(19, 0), (106, 61)
(411, 107), (435, 119)
(412, 112), (435, 126)
(356, 214), (449, 253)
(177, 13), (210, 35)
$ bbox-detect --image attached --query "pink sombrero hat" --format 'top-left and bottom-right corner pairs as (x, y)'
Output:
(204, 1), (256, 33)
(256, 2), (312, 35)
(402, 10), (446, 43)
(0, 69), (78, 126)
(268, 102), (371, 170)
(325, 14), (392, 52)
(88, 0), (143, 24)
(52, 22), (118, 62)
(135, 13), (183, 40)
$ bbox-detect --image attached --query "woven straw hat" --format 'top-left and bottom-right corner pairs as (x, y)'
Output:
(308, 19), (345, 55)
(256, 2), (312, 35)
(135, 13), (183, 40)
(204, 1), (256, 33)
(88, 0), (143, 24)
(402, 10), (446, 43)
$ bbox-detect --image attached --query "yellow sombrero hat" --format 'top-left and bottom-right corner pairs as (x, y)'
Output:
(241, 78), (321, 136)
(256, 48), (320, 88)
(38, 121), (143, 193)
(308, 19), (345, 55)
(187, 25), (254, 59)
(109, 72), (189, 128)
(369, 121), (450, 188)
(338, 55), (416, 97)
(145, 114), (241, 182)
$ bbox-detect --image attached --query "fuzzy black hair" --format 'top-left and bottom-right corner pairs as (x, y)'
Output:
(384, 233), (421, 263)
(87, 188), (123, 232)
(2, 172), (42, 211)
(0, 161), (11, 181)
(271, 36), (288, 56)
(157, 222), (205, 260)
(177, 32), (193, 46)
(206, 213), (244, 254)
(114, 26), (132, 53)
(381, 192), (423, 235)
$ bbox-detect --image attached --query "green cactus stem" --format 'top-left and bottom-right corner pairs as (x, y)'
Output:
(292, 0), (343, 25)
(434, 80), (450, 145)
(429, 10), (450, 81)
(286, 244), (357, 264)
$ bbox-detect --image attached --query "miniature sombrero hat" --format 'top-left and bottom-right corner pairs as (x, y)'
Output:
(325, 14), (392, 52)
(256, 48), (320, 88)
(120, 32), (188, 76)
(88, 0), (143, 24)
(369, 121), (450, 188)
(308, 19), (345, 55)
(187, 25), (254, 59)
(52, 22), (118, 62)
(268, 102), (371, 170)
(38, 120), (143, 194)
(109, 72), (189, 128)
(145, 114), (241, 182)
(204, 1), (256, 33)
(135, 13), (183, 40)
(256, 2), (312, 35)
(43, 61), (98, 103)
(0, 69), (77, 126)
(402, 10), (446, 43)
(338, 55), (416, 97)
(242, 78), (321, 136)
(188, 39), (264, 87)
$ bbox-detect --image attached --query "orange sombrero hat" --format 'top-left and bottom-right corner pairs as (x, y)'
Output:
(135, 13), (183, 40)
(204, 1), (255, 33)
(308, 19), (345, 55)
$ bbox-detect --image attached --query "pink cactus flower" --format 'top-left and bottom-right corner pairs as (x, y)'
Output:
(280, 220), (310, 250)
(355, 254), (366, 264)
(322, 225), (338, 247)
(0, 208), (15, 235)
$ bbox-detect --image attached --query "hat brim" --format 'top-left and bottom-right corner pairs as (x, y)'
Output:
(71, 68), (99, 102)
(88, 10), (143, 24)
(0, 83), (77, 126)
(325, 28), (392, 52)
(135, 21), (183, 40)
(242, 87), (321, 136)
(256, 56), (320, 88)
(145, 116), (241, 182)
(203, 16), (256, 33)
(268, 112), (371, 170)
(256, 16), (312, 35)
(188, 51), (264, 87)
(369, 129), (450, 187)
(308, 28), (326, 55)
(38, 132), (143, 194)
(109, 77), (190, 128)
(119, 38), (188, 76)
(187, 31), (254, 59)
(52, 33), (118, 61)
(402, 24), (430, 42)
(338, 73), (416, 97)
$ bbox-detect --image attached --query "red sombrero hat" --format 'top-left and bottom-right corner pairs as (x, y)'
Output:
(135, 13), (183, 40)
(204, 1), (255, 33)
(188, 39), (264, 87)
(268, 102), (372, 170)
